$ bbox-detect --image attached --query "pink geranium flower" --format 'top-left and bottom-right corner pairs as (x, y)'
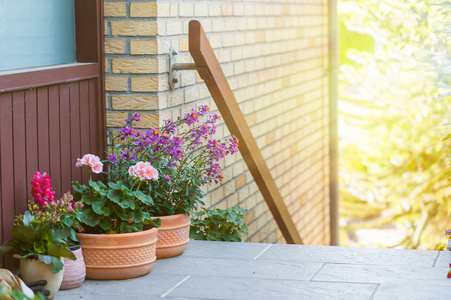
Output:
(76, 154), (103, 174)
(129, 161), (159, 181)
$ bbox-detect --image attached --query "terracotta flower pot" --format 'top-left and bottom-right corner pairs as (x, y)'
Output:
(76, 227), (157, 280)
(153, 214), (190, 259)
(20, 257), (64, 299)
(60, 242), (86, 290)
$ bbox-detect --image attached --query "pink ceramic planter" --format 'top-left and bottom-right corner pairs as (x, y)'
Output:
(60, 244), (86, 290)
(153, 214), (190, 259)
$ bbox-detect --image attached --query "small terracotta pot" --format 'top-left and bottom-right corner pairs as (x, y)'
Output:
(20, 257), (64, 299)
(153, 214), (190, 259)
(76, 227), (157, 280)
(60, 242), (86, 290)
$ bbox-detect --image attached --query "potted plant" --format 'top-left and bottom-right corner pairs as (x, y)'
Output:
(22, 171), (86, 290)
(105, 107), (239, 258)
(72, 154), (160, 280)
(0, 209), (75, 299)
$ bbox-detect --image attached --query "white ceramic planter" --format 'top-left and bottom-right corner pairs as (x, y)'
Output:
(20, 258), (64, 299)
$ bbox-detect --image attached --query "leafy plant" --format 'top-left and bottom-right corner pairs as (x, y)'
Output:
(0, 211), (75, 274)
(72, 180), (160, 234)
(190, 206), (249, 242)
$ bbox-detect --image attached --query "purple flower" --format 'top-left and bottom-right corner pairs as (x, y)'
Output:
(110, 105), (239, 199)
(108, 155), (118, 164)
(446, 229), (451, 236)
(199, 105), (209, 115)
(119, 127), (139, 140)
(131, 113), (141, 123)
(183, 109), (201, 126)
(120, 151), (136, 161)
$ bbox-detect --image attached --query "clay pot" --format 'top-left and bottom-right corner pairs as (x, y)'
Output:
(20, 257), (64, 299)
(153, 214), (190, 259)
(76, 227), (158, 280)
(60, 241), (86, 290)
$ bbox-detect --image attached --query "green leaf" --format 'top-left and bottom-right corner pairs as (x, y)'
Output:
(72, 183), (89, 193)
(11, 225), (37, 244)
(22, 210), (35, 227)
(33, 241), (47, 254)
(120, 223), (140, 233)
(125, 189), (134, 197)
(81, 194), (99, 205)
(114, 206), (130, 221)
(108, 189), (123, 204)
(53, 227), (71, 244)
(77, 207), (100, 227)
(48, 244), (75, 261)
(37, 254), (53, 265)
(36, 222), (53, 242)
(119, 197), (135, 210)
(108, 182), (121, 190)
(134, 190), (153, 206)
(51, 257), (64, 274)
(92, 202), (111, 216)
(132, 208), (143, 222)
(69, 229), (78, 242)
(99, 218), (113, 231)
(89, 180), (103, 192)
(143, 218), (160, 228)
(62, 218), (74, 228)
(97, 181), (107, 189)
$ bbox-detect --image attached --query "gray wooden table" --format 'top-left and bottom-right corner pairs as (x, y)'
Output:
(57, 240), (451, 299)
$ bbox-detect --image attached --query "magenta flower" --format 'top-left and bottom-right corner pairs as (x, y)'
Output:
(31, 171), (55, 208)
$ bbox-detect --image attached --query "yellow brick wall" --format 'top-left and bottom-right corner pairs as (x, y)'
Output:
(104, 0), (330, 245)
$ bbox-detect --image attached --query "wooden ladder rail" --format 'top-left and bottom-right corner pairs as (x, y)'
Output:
(188, 20), (303, 244)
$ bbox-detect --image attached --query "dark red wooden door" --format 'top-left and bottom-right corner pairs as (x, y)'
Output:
(0, 0), (105, 269)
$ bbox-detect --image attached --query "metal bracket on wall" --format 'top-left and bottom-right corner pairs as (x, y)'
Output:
(168, 47), (196, 90)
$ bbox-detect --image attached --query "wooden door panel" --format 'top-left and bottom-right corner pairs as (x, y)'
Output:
(0, 79), (105, 268)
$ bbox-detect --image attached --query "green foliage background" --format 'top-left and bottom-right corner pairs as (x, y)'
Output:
(339, 0), (451, 249)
